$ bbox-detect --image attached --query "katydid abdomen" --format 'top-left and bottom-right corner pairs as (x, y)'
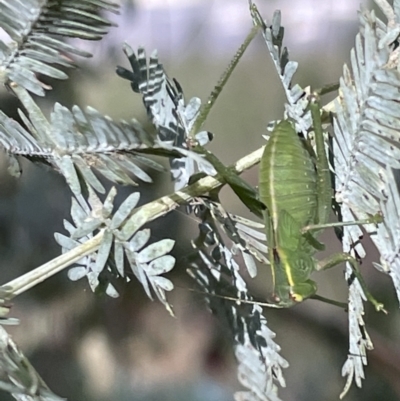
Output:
(259, 121), (318, 232)
(259, 120), (320, 305)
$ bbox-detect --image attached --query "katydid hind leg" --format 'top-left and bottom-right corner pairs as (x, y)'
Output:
(310, 294), (348, 309)
(190, 24), (259, 136)
(317, 253), (386, 313)
(190, 23), (265, 218)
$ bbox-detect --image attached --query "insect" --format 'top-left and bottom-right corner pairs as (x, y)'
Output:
(259, 97), (385, 310)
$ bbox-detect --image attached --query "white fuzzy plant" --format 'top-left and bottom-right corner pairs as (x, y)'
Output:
(0, 0), (399, 400)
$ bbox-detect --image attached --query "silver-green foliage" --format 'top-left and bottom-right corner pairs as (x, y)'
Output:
(0, 0), (119, 96)
(0, 325), (64, 401)
(56, 186), (176, 313)
(329, 1), (400, 394)
(0, 1), (400, 401)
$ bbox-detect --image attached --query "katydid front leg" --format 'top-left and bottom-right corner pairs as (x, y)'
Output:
(194, 144), (265, 217)
(300, 212), (383, 234)
(317, 253), (386, 313)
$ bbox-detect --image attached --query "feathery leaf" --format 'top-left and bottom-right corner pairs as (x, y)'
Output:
(188, 199), (286, 400)
(0, 0), (119, 95)
(117, 45), (214, 190)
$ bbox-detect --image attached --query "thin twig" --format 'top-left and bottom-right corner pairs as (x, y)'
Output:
(1, 147), (264, 298)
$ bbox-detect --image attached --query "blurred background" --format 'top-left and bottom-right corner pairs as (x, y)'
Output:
(0, 0), (399, 400)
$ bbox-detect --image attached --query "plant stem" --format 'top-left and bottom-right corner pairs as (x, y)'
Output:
(4, 231), (104, 298)
(2, 146), (264, 298)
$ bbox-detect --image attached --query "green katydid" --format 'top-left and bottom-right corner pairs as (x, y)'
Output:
(259, 96), (385, 311)
(183, 20), (383, 311)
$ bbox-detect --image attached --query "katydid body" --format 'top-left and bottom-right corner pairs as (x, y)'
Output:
(259, 98), (384, 310)
(260, 119), (319, 305)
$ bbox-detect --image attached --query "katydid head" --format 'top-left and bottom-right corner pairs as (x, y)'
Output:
(272, 275), (318, 307)
(271, 247), (318, 307)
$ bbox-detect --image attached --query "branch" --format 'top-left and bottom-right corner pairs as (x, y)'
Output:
(1, 147), (264, 298)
